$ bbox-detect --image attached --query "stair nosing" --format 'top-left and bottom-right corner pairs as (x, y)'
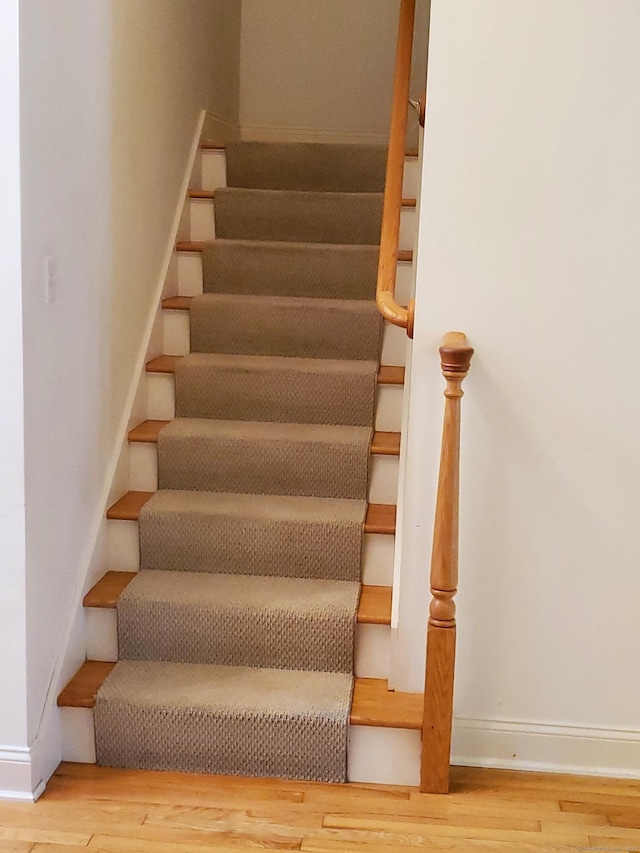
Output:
(83, 571), (392, 626)
(57, 662), (421, 729)
(129, 419), (399, 457)
(200, 141), (419, 159)
(145, 354), (405, 386)
(106, 490), (396, 534)
(187, 189), (417, 208)
(175, 240), (414, 264)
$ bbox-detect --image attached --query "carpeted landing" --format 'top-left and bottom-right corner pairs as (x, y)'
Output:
(95, 140), (386, 783)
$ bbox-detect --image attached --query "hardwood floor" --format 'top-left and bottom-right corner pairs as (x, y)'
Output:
(0, 764), (638, 851)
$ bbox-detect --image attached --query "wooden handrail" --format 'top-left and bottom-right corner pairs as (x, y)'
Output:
(376, 0), (417, 338)
(421, 331), (474, 793)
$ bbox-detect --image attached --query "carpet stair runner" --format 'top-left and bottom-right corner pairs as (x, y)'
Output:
(93, 141), (388, 783)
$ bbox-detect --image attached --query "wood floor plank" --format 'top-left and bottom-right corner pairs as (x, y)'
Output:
(25, 764), (636, 853)
(0, 825), (91, 846)
(0, 843), (34, 853)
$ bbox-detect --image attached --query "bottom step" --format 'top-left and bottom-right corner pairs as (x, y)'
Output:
(58, 663), (422, 787)
(94, 660), (352, 783)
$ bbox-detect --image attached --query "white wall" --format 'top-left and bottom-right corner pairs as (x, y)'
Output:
(0, 0), (30, 799)
(240, 0), (402, 143)
(17, 0), (241, 794)
(395, 0), (640, 776)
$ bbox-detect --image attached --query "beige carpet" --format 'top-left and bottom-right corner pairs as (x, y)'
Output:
(95, 661), (353, 782)
(202, 240), (379, 300)
(95, 140), (386, 783)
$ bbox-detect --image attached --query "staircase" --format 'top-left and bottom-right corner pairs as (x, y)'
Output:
(58, 140), (423, 787)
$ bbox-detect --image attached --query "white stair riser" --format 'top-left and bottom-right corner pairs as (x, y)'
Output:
(403, 158), (420, 199)
(164, 304), (409, 366)
(354, 624), (391, 679)
(200, 149), (227, 192)
(177, 252), (204, 297)
(106, 519), (394, 587)
(395, 262), (414, 306)
(59, 705), (419, 786)
(85, 609), (390, 680)
(147, 372), (404, 432)
(201, 148), (419, 199)
(178, 250), (414, 302)
(189, 199), (216, 242)
(59, 708), (97, 764)
(399, 208), (416, 252)
(188, 197), (415, 250)
(347, 726), (421, 786)
(130, 441), (398, 504)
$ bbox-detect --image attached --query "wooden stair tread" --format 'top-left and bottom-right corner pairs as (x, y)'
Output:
(370, 431), (401, 455)
(145, 355), (182, 374)
(128, 420), (170, 442)
(106, 491), (154, 520)
(57, 661), (116, 709)
(58, 664), (420, 730)
(147, 355), (405, 387)
(176, 241), (206, 252)
(187, 189), (416, 207)
(357, 585), (392, 625)
(107, 490), (395, 534)
(129, 419), (400, 457)
(84, 573), (390, 627)
(201, 141), (419, 158)
(162, 296), (193, 311)
(176, 241), (414, 265)
(351, 678), (423, 730)
(377, 365), (405, 385)
(162, 296), (193, 310)
(364, 503), (396, 535)
(83, 572), (137, 608)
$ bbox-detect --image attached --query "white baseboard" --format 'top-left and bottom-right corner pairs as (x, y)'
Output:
(240, 124), (389, 145)
(0, 745), (45, 801)
(452, 716), (640, 779)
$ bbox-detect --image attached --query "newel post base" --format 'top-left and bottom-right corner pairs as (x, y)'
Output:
(421, 623), (457, 793)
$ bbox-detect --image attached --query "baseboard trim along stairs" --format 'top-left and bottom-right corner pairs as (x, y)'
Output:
(59, 139), (423, 787)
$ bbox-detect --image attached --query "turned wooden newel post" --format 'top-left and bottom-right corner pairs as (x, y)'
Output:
(421, 332), (473, 793)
